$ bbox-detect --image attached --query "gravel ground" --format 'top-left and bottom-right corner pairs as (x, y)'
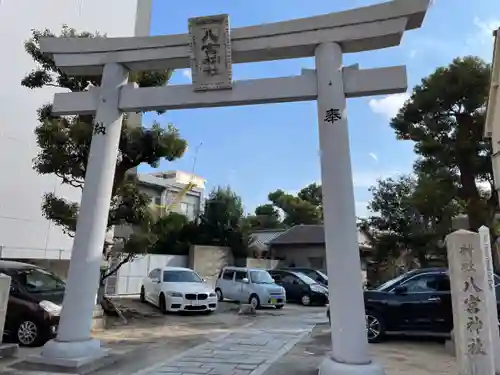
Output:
(262, 323), (457, 375)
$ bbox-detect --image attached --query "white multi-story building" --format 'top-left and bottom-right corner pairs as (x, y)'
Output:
(137, 171), (206, 222)
(0, 0), (150, 275)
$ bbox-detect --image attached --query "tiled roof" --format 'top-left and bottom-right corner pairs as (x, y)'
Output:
(269, 224), (372, 249)
(250, 229), (287, 248)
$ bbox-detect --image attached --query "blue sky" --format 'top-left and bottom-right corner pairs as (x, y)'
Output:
(139, 0), (500, 217)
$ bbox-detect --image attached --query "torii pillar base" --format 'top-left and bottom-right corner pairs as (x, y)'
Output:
(319, 357), (385, 375)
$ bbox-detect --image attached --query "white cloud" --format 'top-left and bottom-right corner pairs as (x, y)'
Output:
(368, 93), (410, 120)
(469, 17), (499, 46)
(182, 69), (192, 80)
(368, 152), (378, 162)
(409, 49), (417, 59)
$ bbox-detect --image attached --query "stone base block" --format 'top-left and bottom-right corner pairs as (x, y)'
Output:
(238, 304), (256, 315)
(444, 339), (455, 356)
(12, 339), (115, 374)
(0, 343), (18, 358)
(319, 356), (386, 375)
(91, 305), (107, 331)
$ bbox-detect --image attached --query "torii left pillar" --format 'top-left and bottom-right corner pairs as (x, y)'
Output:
(37, 63), (127, 365)
(316, 42), (385, 375)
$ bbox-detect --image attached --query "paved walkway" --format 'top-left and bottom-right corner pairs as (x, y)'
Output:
(135, 313), (322, 375)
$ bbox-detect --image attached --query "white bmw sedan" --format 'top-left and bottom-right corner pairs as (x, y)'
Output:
(140, 266), (218, 313)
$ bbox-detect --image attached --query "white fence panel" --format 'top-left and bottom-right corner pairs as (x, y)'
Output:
(114, 254), (188, 296)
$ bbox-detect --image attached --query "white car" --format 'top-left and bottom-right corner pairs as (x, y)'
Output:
(140, 266), (217, 313)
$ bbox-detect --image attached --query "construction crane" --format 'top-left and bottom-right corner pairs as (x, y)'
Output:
(154, 142), (203, 216)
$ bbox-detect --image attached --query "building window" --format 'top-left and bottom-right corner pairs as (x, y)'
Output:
(179, 202), (188, 215)
(186, 203), (196, 220)
(153, 195), (162, 206)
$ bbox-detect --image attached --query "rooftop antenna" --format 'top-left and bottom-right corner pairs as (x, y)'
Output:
(191, 142), (203, 175)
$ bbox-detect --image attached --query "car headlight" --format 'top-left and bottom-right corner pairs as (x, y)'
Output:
(311, 285), (327, 294)
(39, 300), (62, 316)
(167, 291), (183, 297)
(209, 292), (216, 297)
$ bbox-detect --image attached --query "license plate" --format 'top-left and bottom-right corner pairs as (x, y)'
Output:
(191, 300), (198, 306)
(270, 298), (277, 304)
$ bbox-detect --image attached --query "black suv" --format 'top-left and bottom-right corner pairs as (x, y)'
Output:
(326, 267), (500, 343)
(1, 261), (64, 346)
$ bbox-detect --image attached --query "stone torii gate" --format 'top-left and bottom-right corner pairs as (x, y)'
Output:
(33, 1), (430, 374)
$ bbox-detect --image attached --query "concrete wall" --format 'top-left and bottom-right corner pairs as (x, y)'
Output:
(13, 259), (70, 280)
(106, 254), (188, 296)
(245, 258), (280, 270)
(0, 0), (141, 260)
(189, 245), (233, 286)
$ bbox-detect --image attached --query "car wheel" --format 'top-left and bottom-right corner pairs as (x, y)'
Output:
(215, 288), (223, 302)
(16, 319), (42, 347)
(275, 304), (284, 309)
(301, 294), (312, 306)
(159, 293), (167, 314)
(366, 311), (385, 343)
(140, 286), (146, 303)
(249, 294), (260, 309)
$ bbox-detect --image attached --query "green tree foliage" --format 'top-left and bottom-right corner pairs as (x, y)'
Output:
(198, 187), (250, 258)
(23, 27), (187, 274)
(391, 56), (495, 231)
(268, 183), (323, 226)
(246, 204), (283, 229)
(148, 212), (197, 255)
(361, 175), (462, 266)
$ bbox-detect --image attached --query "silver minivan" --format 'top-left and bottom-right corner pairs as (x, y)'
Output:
(214, 267), (286, 309)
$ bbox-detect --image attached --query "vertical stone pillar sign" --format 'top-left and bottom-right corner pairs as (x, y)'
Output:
(447, 229), (496, 375)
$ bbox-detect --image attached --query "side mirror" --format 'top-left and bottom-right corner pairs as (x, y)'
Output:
(271, 278), (275, 283)
(242, 278), (249, 283)
(393, 285), (407, 295)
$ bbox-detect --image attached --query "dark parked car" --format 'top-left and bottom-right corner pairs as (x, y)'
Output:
(326, 267), (500, 343)
(1, 261), (64, 346)
(281, 268), (328, 286)
(269, 269), (328, 306)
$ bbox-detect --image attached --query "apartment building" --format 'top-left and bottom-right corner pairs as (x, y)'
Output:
(137, 171), (206, 221)
(0, 0), (149, 276)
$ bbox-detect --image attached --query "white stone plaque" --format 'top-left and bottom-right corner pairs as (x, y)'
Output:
(188, 14), (232, 91)
(447, 230), (495, 375)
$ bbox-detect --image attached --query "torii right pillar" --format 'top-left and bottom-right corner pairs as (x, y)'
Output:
(316, 42), (385, 375)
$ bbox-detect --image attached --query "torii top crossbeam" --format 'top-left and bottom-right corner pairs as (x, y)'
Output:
(40, 0), (430, 76)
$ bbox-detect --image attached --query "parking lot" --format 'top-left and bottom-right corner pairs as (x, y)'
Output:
(2, 300), (457, 375)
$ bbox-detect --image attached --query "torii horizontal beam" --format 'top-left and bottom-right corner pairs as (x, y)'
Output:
(51, 65), (407, 115)
(39, 0), (429, 76)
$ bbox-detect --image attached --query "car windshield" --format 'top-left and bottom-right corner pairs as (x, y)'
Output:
(375, 273), (408, 291)
(163, 270), (202, 283)
(250, 270), (274, 284)
(15, 268), (65, 293)
(295, 272), (317, 285)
